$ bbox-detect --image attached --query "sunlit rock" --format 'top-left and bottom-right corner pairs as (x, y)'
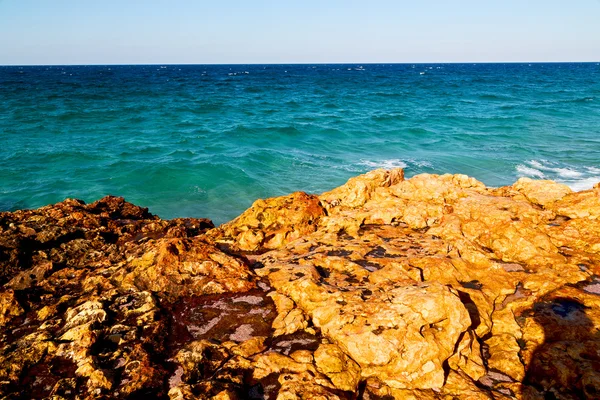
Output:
(2, 170), (600, 398)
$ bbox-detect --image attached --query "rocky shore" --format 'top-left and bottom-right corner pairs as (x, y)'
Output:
(1, 169), (600, 399)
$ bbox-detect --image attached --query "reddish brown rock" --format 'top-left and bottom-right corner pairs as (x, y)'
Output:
(0, 196), (215, 398)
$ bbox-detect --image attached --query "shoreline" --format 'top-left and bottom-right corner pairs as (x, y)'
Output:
(1, 169), (599, 398)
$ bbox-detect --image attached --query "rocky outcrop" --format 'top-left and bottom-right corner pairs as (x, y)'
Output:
(1, 170), (600, 399)
(209, 191), (326, 253)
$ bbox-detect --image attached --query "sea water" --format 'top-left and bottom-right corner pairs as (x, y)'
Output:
(1, 63), (599, 224)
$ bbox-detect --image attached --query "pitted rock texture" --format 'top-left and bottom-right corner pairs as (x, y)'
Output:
(1, 170), (600, 399)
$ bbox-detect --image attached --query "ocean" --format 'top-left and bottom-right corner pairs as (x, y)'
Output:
(1, 63), (599, 224)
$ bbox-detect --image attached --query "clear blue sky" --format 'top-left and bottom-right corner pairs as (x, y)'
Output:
(0, 0), (598, 65)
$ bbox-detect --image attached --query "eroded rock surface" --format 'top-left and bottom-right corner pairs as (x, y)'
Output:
(2, 170), (600, 399)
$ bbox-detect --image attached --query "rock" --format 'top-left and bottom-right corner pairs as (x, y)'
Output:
(2, 171), (600, 399)
(174, 340), (230, 383)
(314, 343), (361, 391)
(209, 191), (326, 253)
(120, 237), (256, 300)
(229, 336), (267, 358)
(269, 292), (309, 336)
(263, 257), (473, 389)
(0, 289), (23, 326)
(247, 170), (600, 396)
(0, 196), (213, 398)
(0, 331), (57, 389)
(7, 261), (53, 290)
(550, 184), (600, 220)
(511, 177), (572, 206)
(319, 168), (404, 210)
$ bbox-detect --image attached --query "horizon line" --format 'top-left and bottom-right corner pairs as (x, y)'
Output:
(1, 60), (599, 67)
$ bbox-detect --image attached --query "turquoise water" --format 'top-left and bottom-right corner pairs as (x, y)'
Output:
(1, 63), (599, 224)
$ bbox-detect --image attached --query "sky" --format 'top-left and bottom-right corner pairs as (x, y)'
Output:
(0, 0), (599, 65)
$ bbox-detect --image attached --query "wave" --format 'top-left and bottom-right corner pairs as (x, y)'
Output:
(559, 96), (595, 104)
(167, 149), (195, 158)
(516, 164), (545, 179)
(568, 177), (600, 192)
(516, 160), (600, 191)
(405, 158), (434, 168)
(586, 166), (600, 174)
(358, 158), (433, 170)
(527, 160), (582, 178)
(359, 159), (408, 169)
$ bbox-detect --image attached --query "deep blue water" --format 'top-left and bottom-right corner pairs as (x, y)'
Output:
(1, 63), (599, 224)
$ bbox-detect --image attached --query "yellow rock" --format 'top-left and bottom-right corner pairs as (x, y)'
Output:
(122, 237), (255, 300)
(320, 168), (404, 210)
(512, 177), (572, 206)
(211, 191), (326, 252)
(314, 343), (361, 391)
(0, 289), (23, 326)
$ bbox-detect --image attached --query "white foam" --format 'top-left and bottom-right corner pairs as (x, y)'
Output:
(554, 167), (583, 178)
(517, 159), (600, 192)
(360, 159), (408, 169)
(525, 160), (582, 178)
(406, 159), (433, 168)
(359, 158), (435, 170)
(563, 177), (600, 192)
(516, 165), (545, 178)
(528, 160), (545, 169)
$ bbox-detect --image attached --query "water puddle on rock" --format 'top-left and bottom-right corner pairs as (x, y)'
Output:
(269, 330), (321, 356)
(166, 286), (276, 352)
